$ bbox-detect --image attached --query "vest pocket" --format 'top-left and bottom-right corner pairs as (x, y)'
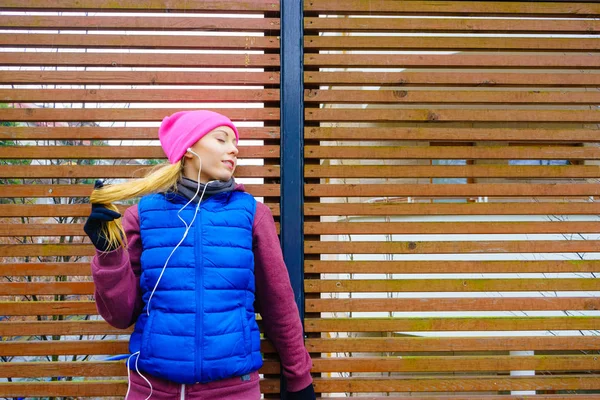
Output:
(140, 311), (156, 359)
(239, 307), (252, 355)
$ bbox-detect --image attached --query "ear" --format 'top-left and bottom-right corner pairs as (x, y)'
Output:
(183, 151), (193, 160)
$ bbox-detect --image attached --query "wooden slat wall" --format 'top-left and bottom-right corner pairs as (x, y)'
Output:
(0, 1), (282, 397)
(304, 0), (600, 398)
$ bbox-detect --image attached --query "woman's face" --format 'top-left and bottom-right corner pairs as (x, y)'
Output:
(183, 126), (238, 183)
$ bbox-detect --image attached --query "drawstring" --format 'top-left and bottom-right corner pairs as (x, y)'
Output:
(125, 352), (153, 400)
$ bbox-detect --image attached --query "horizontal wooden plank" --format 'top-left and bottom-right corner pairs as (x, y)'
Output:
(0, 379), (280, 396)
(304, 221), (600, 235)
(0, 263), (91, 277)
(0, 34), (279, 50)
(305, 89), (600, 104)
(306, 184), (600, 198)
(0, 145), (279, 159)
(307, 141), (600, 158)
(0, 360), (280, 377)
(0, 52), (280, 68)
(0, 321), (131, 337)
(305, 202), (600, 217)
(0, 108), (280, 123)
(306, 109), (600, 123)
(0, 184), (279, 199)
(305, 71), (600, 87)
(0, 282), (96, 295)
(305, 17), (600, 33)
(304, 1), (600, 16)
(305, 278), (600, 293)
(305, 316), (600, 332)
(0, 88), (280, 103)
(304, 240), (600, 254)
(0, 301), (98, 316)
(0, 220), (280, 236)
(0, 339), (277, 356)
(0, 16), (280, 31)
(0, 126), (280, 140)
(304, 202), (600, 216)
(0, 0), (280, 12)
(305, 165), (600, 179)
(0, 165), (280, 179)
(0, 202), (280, 218)
(0, 71), (279, 85)
(305, 336), (600, 353)
(0, 361), (124, 378)
(311, 375), (600, 393)
(0, 340), (128, 356)
(304, 127), (600, 142)
(0, 244), (95, 257)
(307, 297), (600, 313)
(305, 36), (600, 51)
(306, 53), (600, 69)
(311, 355), (600, 373)
(305, 260), (600, 274)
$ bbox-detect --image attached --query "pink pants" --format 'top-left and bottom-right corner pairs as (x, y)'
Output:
(127, 370), (261, 400)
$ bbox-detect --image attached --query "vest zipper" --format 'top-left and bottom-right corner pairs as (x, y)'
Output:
(195, 206), (204, 383)
(180, 384), (185, 400)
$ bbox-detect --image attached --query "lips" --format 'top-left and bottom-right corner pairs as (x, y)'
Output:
(222, 160), (235, 170)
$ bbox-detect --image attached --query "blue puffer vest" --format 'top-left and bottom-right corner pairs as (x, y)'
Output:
(129, 191), (263, 384)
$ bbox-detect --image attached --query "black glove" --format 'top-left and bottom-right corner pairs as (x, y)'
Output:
(287, 383), (315, 400)
(83, 180), (122, 252)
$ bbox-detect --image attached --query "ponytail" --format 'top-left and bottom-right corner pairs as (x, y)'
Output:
(89, 161), (183, 249)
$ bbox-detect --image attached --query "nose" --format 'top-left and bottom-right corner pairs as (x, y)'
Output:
(229, 142), (239, 156)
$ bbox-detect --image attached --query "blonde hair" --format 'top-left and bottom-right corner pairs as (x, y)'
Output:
(89, 161), (183, 250)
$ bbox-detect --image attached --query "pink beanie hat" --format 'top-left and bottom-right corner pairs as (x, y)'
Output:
(158, 110), (239, 164)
